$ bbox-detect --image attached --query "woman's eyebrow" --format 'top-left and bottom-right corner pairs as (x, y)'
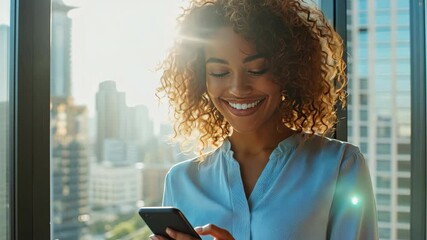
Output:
(206, 58), (229, 64)
(205, 54), (265, 64)
(243, 53), (265, 63)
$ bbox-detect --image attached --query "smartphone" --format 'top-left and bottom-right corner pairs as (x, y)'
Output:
(138, 207), (202, 240)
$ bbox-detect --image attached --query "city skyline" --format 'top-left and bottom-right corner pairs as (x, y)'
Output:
(66, 0), (186, 127)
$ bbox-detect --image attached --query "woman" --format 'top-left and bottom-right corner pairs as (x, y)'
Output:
(153, 0), (378, 239)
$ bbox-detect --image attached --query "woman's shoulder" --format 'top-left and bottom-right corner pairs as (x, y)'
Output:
(166, 148), (223, 178)
(297, 133), (366, 169)
(302, 133), (361, 155)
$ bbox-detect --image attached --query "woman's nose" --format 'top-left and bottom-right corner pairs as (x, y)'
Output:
(229, 72), (251, 96)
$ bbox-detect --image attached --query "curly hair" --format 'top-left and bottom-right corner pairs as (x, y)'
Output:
(157, 0), (347, 153)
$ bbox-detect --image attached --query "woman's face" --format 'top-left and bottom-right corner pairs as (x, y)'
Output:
(204, 27), (282, 134)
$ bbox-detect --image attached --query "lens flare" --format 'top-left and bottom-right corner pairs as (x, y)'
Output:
(351, 196), (359, 205)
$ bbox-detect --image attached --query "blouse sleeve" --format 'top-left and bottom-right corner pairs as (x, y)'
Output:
(327, 149), (378, 240)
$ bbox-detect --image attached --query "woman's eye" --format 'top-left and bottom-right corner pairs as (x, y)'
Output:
(248, 68), (268, 76)
(209, 72), (229, 78)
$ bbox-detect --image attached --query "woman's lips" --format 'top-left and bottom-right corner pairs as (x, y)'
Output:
(221, 98), (265, 116)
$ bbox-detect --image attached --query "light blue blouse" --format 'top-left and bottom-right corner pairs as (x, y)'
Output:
(163, 133), (378, 240)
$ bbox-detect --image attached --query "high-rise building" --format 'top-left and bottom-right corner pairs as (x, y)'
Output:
(50, 1), (90, 239)
(51, 97), (90, 240)
(0, 23), (10, 240)
(95, 80), (127, 162)
(90, 162), (141, 215)
(347, 0), (410, 239)
(51, 0), (75, 98)
(0, 102), (9, 240)
(0, 25), (9, 102)
(126, 105), (154, 146)
(140, 138), (176, 206)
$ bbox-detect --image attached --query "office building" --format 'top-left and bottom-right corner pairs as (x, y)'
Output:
(90, 162), (141, 215)
(51, 97), (90, 240)
(0, 25), (9, 102)
(347, 0), (410, 239)
(51, 0), (76, 98)
(0, 26), (10, 239)
(95, 80), (127, 162)
(0, 102), (9, 240)
(126, 105), (154, 146)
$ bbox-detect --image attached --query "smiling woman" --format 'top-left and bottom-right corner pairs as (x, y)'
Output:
(155, 0), (377, 239)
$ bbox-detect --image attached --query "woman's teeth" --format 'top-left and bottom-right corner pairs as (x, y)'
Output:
(228, 99), (262, 110)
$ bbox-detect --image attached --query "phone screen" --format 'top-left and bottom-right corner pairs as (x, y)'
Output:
(138, 207), (201, 240)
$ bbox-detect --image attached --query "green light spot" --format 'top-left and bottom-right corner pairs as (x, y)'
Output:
(351, 196), (359, 205)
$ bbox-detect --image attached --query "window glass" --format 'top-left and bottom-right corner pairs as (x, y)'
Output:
(377, 160), (391, 172)
(50, 1), (186, 239)
(396, 1), (409, 9)
(375, 1), (390, 9)
(377, 176), (391, 188)
(376, 43), (392, 59)
(347, 0), (411, 238)
(0, 0), (11, 239)
(376, 28), (391, 41)
(396, 27), (410, 42)
(397, 11), (410, 26)
(360, 126), (368, 137)
(359, 0), (367, 11)
(359, 12), (368, 25)
(376, 13), (391, 26)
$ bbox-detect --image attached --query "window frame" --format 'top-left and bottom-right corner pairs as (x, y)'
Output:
(11, 0), (51, 239)
(410, 0), (427, 239)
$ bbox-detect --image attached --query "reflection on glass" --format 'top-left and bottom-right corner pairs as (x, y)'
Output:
(0, 0), (10, 239)
(347, 0), (411, 239)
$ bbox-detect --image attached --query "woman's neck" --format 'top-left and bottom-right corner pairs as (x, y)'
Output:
(229, 125), (296, 157)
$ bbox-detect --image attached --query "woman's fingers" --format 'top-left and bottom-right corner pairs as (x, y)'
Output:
(195, 224), (235, 240)
(164, 227), (199, 240)
(149, 234), (167, 240)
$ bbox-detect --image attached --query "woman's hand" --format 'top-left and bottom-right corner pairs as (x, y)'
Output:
(149, 224), (235, 240)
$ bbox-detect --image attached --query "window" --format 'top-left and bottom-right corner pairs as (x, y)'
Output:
(379, 228), (391, 238)
(347, 0), (415, 238)
(377, 176), (391, 188)
(376, 193), (391, 205)
(50, 1), (185, 239)
(7, 0), (425, 239)
(398, 177), (411, 189)
(377, 126), (391, 138)
(398, 229), (410, 239)
(0, 0), (11, 238)
(377, 160), (391, 172)
(378, 210), (391, 222)
(376, 1), (390, 10)
(398, 194), (411, 206)
(397, 160), (411, 172)
(360, 126), (368, 137)
(377, 143), (391, 155)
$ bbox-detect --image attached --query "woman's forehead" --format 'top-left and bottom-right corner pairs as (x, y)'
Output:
(203, 27), (258, 59)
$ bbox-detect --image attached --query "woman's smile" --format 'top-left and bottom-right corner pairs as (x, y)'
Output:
(220, 97), (266, 116)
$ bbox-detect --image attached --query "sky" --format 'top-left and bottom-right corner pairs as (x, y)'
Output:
(0, 0), (10, 25)
(66, 0), (187, 125)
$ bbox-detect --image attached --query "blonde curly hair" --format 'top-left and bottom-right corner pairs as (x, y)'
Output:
(158, 0), (346, 153)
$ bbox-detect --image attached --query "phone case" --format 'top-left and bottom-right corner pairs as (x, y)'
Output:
(138, 207), (202, 240)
